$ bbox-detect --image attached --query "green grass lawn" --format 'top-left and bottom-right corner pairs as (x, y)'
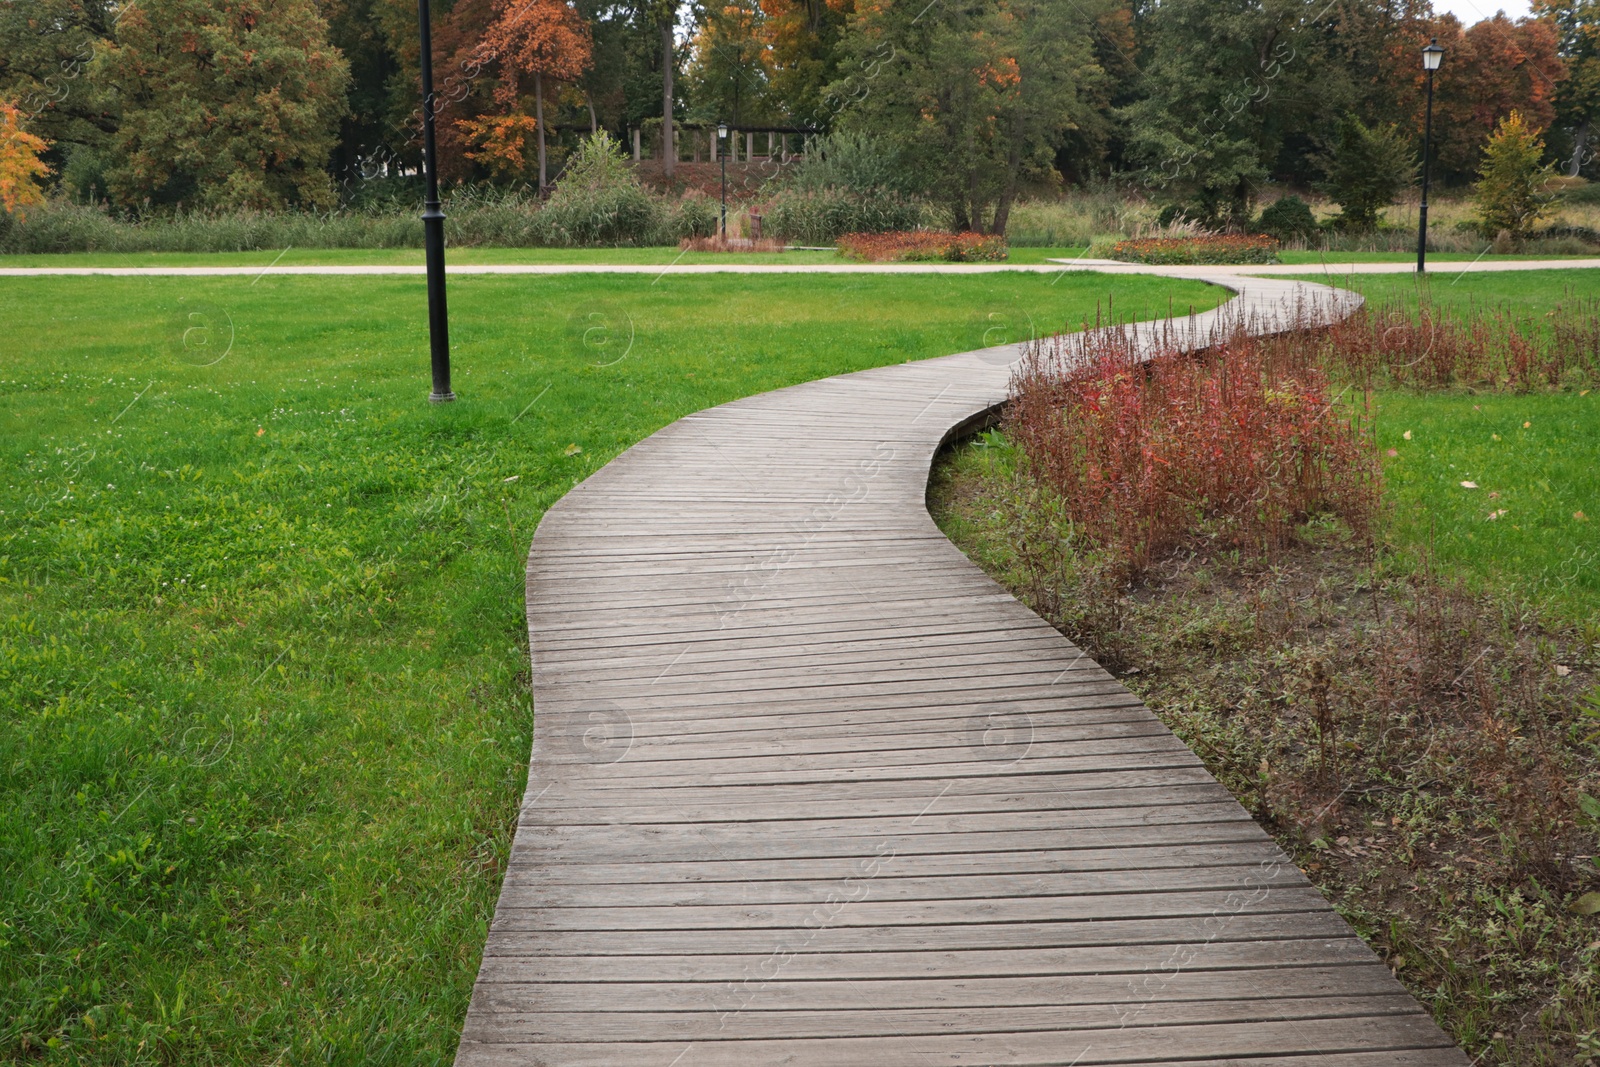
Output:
(0, 269), (1222, 1065)
(1287, 270), (1599, 620)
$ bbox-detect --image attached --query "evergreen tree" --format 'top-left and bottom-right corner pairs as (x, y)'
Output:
(1320, 113), (1415, 230)
(1121, 0), (1328, 228)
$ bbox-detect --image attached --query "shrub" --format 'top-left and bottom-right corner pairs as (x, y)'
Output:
(836, 230), (1007, 262)
(1475, 110), (1555, 241)
(782, 131), (910, 196)
(656, 191), (718, 243)
(1008, 326), (1378, 573)
(537, 131), (659, 246)
(762, 188), (925, 245)
(1255, 195), (1319, 243)
(1320, 115), (1416, 231)
(1107, 233), (1280, 264)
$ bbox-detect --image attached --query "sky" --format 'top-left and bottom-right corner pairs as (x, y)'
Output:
(1434, 0), (1533, 22)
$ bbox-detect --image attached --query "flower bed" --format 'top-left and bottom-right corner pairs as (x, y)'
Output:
(837, 230), (1008, 263)
(1107, 233), (1281, 265)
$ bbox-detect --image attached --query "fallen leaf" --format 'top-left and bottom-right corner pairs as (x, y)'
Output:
(1460, 480), (1479, 489)
(1582, 389), (1591, 396)
(1491, 433), (1501, 441)
(1487, 509), (1507, 520)
(1578, 511), (1589, 522)
(1386, 448), (1399, 458)
(256, 427), (265, 436)
(1571, 891), (1600, 916)
(1488, 491), (1499, 499)
(1403, 430), (1413, 440)
(1555, 664), (1572, 677)
(563, 443), (583, 456)
(1524, 421), (1532, 428)
(502, 475), (520, 483)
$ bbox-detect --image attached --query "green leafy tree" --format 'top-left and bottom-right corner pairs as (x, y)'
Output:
(1475, 110), (1555, 240)
(832, 0), (1105, 234)
(1319, 114), (1415, 231)
(1122, 0), (1331, 228)
(0, 0), (120, 180)
(94, 0), (350, 209)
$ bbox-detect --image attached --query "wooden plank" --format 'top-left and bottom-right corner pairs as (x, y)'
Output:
(453, 1015), (1455, 1065)
(454, 274), (1465, 1066)
(462, 994), (1428, 1041)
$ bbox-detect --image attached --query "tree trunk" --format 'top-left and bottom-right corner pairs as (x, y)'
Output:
(992, 136), (1023, 237)
(585, 91), (597, 135)
(952, 196), (971, 232)
(660, 22), (675, 179)
(1569, 120), (1590, 178)
(535, 71), (548, 193)
(966, 165), (985, 234)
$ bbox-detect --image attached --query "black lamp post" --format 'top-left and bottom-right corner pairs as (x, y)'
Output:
(717, 123), (729, 237)
(417, 0), (454, 402)
(1417, 37), (1445, 274)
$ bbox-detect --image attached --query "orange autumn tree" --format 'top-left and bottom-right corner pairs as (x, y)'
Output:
(469, 0), (592, 190)
(0, 101), (50, 217)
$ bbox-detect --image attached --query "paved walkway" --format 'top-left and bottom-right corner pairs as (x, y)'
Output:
(1, 257), (1598, 277)
(453, 271), (1469, 1066)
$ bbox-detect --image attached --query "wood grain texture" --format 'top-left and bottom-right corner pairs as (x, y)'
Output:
(454, 274), (1468, 1065)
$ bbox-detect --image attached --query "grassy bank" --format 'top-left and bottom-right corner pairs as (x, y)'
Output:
(1289, 270), (1600, 619)
(0, 270), (1222, 1064)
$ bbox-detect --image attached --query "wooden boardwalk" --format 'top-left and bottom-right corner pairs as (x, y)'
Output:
(455, 274), (1469, 1066)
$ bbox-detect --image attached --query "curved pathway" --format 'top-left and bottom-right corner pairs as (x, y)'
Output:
(454, 273), (1469, 1066)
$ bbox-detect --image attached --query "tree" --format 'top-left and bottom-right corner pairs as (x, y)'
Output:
(688, 0), (774, 127)
(1389, 14), (1564, 183)
(93, 0), (349, 209)
(761, 0), (854, 129)
(1319, 114), (1415, 230)
(0, 0), (120, 181)
(636, 0), (677, 178)
(1475, 109), (1555, 240)
(833, 0), (1105, 234)
(474, 0), (593, 191)
(1532, 0), (1600, 174)
(1121, 0), (1331, 228)
(0, 100), (51, 215)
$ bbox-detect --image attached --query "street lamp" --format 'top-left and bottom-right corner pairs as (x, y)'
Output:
(717, 123), (729, 238)
(1417, 37), (1445, 274)
(416, 0), (454, 402)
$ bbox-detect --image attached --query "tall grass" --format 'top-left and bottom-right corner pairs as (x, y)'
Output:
(0, 183), (723, 254)
(1009, 318), (1379, 573)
